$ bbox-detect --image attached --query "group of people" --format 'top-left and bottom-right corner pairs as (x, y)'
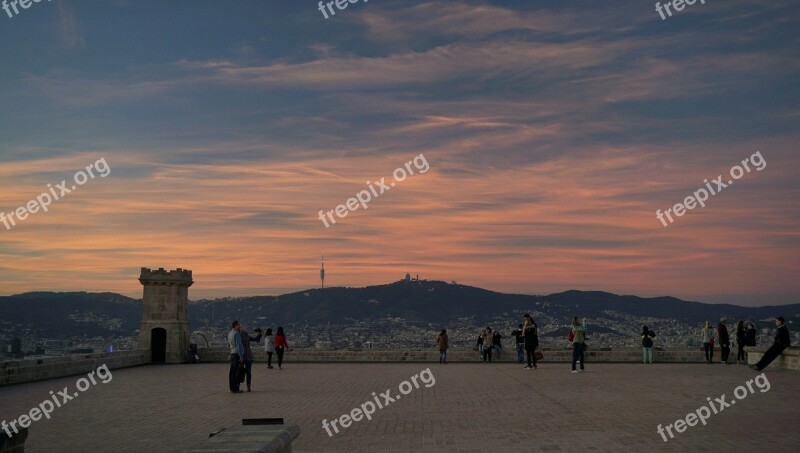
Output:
(638, 316), (792, 371)
(226, 315), (790, 391)
(227, 321), (289, 393)
(438, 315), (792, 374)
(699, 316), (794, 372)
(441, 314), (549, 370)
(475, 327), (504, 362)
(698, 320), (758, 365)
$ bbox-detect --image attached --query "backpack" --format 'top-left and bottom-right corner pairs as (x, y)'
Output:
(643, 334), (654, 348)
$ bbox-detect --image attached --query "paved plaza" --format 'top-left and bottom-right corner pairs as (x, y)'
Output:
(1, 362), (798, 452)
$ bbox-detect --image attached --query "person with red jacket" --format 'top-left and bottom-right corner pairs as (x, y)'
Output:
(274, 326), (289, 370)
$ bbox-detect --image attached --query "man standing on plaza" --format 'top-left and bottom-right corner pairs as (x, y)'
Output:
(228, 320), (245, 393)
(751, 316), (791, 371)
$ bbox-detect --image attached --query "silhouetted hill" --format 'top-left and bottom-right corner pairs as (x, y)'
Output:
(2, 281), (797, 337)
(0, 292), (140, 337)
(189, 281), (798, 327)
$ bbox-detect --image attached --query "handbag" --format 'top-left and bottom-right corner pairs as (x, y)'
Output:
(534, 350), (544, 361)
(237, 362), (246, 383)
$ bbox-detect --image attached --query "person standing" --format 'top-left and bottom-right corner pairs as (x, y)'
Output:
(240, 326), (263, 392)
(482, 327), (494, 363)
(751, 317), (791, 371)
(717, 321), (731, 365)
(476, 333), (484, 360)
(492, 330), (503, 358)
(701, 321), (715, 364)
(745, 323), (757, 348)
(570, 317), (587, 373)
(264, 328), (276, 369)
(523, 314), (538, 369)
(227, 320), (245, 393)
(437, 329), (449, 364)
(274, 326), (288, 370)
(641, 326), (656, 364)
(735, 320), (746, 364)
(511, 324), (525, 364)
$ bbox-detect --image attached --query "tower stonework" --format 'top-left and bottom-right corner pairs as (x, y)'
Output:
(136, 267), (193, 363)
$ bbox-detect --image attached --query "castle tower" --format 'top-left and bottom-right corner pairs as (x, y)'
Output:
(136, 267), (193, 363)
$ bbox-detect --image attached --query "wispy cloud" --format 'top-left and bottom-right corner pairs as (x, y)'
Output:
(0, 0), (798, 305)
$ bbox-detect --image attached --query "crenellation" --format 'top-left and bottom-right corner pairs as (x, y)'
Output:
(139, 267), (194, 287)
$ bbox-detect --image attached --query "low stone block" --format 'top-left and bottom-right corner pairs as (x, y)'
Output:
(183, 423), (300, 453)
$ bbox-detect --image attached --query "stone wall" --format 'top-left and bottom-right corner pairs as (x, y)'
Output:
(746, 346), (800, 371)
(198, 347), (710, 363)
(0, 350), (150, 387)
(5, 347), (793, 388)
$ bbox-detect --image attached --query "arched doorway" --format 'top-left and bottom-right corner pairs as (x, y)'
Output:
(151, 328), (167, 363)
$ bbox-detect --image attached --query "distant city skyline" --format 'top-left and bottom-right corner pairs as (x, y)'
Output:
(1, 1), (799, 306)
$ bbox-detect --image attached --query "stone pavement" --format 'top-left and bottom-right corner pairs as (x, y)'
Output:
(1, 362), (798, 452)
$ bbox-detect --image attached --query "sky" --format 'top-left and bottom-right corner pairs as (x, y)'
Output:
(0, 0), (798, 306)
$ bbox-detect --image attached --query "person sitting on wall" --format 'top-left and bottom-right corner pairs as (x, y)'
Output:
(751, 316), (791, 371)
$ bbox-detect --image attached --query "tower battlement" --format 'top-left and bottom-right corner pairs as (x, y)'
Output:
(139, 267), (194, 286)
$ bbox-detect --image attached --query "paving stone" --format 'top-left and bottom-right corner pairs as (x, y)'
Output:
(0, 363), (798, 452)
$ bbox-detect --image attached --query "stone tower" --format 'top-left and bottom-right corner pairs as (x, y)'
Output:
(136, 267), (193, 363)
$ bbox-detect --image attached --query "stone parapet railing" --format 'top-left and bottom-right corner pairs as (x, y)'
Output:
(7, 346), (793, 388)
(746, 346), (800, 371)
(0, 350), (150, 387)
(198, 347), (710, 364)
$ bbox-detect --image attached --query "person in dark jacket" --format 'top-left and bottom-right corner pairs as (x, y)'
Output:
(240, 326), (263, 392)
(511, 324), (525, 363)
(751, 317), (791, 371)
(523, 314), (538, 369)
(717, 321), (731, 365)
(641, 326), (656, 364)
(476, 333), (484, 359)
(482, 328), (494, 362)
(701, 321), (715, 364)
(745, 323), (757, 347)
(492, 330), (503, 357)
(736, 320), (747, 364)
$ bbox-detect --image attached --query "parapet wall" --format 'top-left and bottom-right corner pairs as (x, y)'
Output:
(198, 347), (710, 363)
(139, 267), (194, 286)
(746, 346), (800, 371)
(5, 347), (793, 387)
(0, 350), (150, 387)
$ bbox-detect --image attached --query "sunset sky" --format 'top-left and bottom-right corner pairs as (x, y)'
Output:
(0, 0), (798, 305)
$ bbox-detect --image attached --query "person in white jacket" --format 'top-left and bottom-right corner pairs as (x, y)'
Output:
(264, 328), (276, 369)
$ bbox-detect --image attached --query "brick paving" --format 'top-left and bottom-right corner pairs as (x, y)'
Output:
(1, 362), (799, 452)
